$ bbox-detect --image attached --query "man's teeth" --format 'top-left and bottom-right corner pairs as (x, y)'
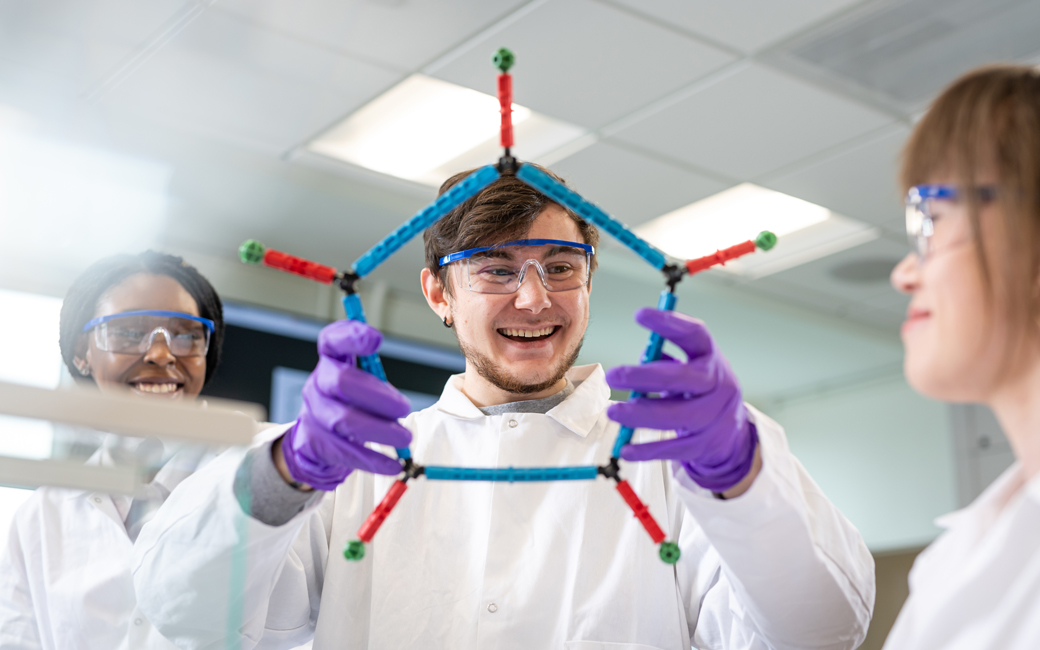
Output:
(134, 383), (180, 394)
(501, 326), (555, 338)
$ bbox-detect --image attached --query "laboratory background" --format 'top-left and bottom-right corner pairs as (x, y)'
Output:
(0, 1), (1034, 648)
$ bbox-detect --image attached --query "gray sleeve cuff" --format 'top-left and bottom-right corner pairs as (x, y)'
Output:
(233, 438), (322, 526)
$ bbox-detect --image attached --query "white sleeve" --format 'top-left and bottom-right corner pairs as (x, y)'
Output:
(678, 407), (875, 650)
(132, 445), (337, 650)
(0, 501), (44, 650)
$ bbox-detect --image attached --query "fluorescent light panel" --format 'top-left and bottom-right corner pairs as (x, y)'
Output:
(636, 183), (878, 278)
(308, 74), (585, 187)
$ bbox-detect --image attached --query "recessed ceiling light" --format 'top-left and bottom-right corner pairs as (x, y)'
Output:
(636, 183), (878, 278)
(308, 74), (585, 187)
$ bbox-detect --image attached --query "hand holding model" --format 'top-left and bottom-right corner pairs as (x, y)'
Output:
(280, 320), (412, 490)
(606, 309), (758, 493)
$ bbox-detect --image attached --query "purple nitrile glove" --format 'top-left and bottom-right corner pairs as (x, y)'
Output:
(606, 308), (758, 493)
(280, 320), (413, 491)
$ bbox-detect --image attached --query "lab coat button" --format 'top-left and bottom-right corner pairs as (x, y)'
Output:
(508, 419), (518, 428)
(487, 603), (498, 613)
(93, 497), (102, 503)
(134, 618), (143, 626)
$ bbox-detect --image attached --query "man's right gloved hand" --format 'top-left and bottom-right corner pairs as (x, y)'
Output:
(279, 320), (413, 491)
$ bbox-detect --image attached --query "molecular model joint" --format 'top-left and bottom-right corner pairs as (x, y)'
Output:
(239, 47), (777, 565)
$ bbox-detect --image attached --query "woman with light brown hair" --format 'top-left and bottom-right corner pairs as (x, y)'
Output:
(887, 64), (1040, 648)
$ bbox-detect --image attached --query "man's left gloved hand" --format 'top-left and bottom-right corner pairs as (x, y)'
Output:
(605, 308), (758, 493)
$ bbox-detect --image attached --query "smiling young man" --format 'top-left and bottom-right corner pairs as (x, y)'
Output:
(133, 167), (875, 650)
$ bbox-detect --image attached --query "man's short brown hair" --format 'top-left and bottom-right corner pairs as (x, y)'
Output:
(423, 164), (600, 294)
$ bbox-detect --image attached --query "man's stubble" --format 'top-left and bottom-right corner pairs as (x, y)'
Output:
(457, 333), (584, 395)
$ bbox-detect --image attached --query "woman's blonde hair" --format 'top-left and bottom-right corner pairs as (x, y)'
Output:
(902, 64), (1040, 348)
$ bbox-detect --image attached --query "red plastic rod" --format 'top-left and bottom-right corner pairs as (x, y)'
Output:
(684, 240), (756, 276)
(263, 249), (338, 285)
(498, 73), (514, 148)
(357, 480), (409, 542)
(615, 480), (666, 544)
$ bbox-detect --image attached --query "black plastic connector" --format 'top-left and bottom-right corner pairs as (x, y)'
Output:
(338, 271), (361, 295)
(497, 151), (519, 175)
(598, 457), (622, 483)
(662, 264), (685, 292)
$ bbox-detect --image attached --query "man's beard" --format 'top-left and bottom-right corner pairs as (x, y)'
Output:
(458, 334), (584, 395)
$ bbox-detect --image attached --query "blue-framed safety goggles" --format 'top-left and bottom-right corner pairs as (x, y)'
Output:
(438, 238), (595, 294)
(905, 184), (996, 257)
(82, 310), (215, 358)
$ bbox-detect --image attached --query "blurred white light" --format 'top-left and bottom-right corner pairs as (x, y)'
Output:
(637, 183), (878, 278)
(308, 74), (585, 186)
(0, 288), (62, 390)
(0, 288), (63, 461)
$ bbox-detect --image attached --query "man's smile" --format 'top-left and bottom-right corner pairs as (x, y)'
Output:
(497, 325), (560, 342)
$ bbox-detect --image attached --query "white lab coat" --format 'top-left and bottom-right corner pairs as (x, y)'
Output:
(133, 364), (874, 650)
(0, 436), (213, 650)
(883, 462), (1040, 649)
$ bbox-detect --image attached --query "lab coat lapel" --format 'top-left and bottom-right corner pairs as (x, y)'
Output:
(548, 365), (609, 438)
(904, 464), (1038, 648)
(81, 442), (132, 532)
(85, 491), (128, 531)
(434, 374), (485, 420)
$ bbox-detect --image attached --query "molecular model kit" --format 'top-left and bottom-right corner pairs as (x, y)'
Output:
(239, 48), (776, 565)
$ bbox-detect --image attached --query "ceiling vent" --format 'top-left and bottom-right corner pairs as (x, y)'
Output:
(771, 0), (1040, 114)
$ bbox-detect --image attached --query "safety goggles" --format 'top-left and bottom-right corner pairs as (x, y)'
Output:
(905, 184), (997, 258)
(82, 310), (214, 358)
(439, 238), (594, 294)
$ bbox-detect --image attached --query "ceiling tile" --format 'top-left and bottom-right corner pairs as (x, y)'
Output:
(99, 10), (403, 152)
(549, 140), (729, 227)
(0, 60), (76, 115)
(763, 124), (910, 231)
(428, 0), (736, 130)
(214, 0), (527, 72)
(612, 0), (863, 54)
(611, 63), (893, 180)
(0, 0), (190, 96)
(778, 0), (1040, 112)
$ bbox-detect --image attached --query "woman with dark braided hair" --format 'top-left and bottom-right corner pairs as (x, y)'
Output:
(0, 251), (226, 649)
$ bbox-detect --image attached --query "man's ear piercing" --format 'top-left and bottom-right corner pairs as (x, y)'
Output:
(442, 316), (453, 329)
(77, 364), (91, 376)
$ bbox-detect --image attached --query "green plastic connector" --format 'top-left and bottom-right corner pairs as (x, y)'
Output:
(755, 231), (777, 251)
(239, 239), (266, 264)
(659, 541), (681, 564)
(493, 47), (515, 73)
(344, 540), (366, 561)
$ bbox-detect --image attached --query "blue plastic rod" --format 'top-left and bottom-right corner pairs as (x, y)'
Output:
(351, 165), (501, 278)
(341, 293), (411, 461)
(516, 164), (668, 270)
(424, 465), (599, 482)
(611, 290), (678, 458)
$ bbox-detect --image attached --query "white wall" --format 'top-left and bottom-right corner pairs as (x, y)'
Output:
(948, 403), (1015, 508)
(763, 374), (957, 552)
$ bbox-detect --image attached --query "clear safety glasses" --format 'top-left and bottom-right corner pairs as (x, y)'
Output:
(905, 184), (996, 258)
(82, 310), (215, 358)
(439, 238), (594, 295)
